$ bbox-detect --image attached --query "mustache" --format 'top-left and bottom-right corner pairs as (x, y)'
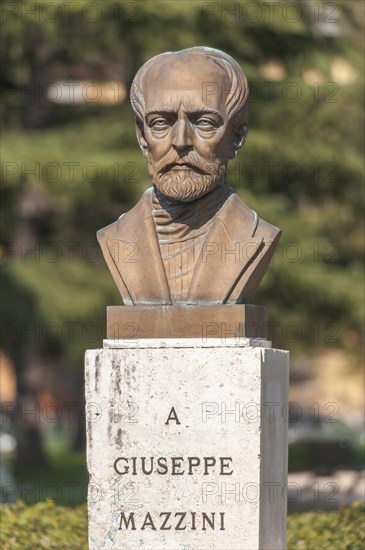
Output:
(155, 152), (218, 176)
(160, 162), (207, 175)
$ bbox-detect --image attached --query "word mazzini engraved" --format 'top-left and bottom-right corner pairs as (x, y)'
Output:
(118, 511), (226, 531)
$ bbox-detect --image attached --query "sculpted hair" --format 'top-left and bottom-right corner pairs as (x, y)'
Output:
(130, 47), (249, 130)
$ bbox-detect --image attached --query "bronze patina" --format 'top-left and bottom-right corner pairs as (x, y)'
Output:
(98, 47), (281, 312)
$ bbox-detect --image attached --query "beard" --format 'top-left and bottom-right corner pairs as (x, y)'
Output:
(147, 151), (226, 203)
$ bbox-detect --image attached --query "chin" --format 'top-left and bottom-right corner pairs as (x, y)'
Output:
(153, 169), (222, 203)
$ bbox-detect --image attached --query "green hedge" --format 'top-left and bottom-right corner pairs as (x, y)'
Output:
(0, 501), (87, 550)
(0, 500), (364, 549)
(287, 501), (365, 549)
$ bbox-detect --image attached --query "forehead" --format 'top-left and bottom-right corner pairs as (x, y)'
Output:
(143, 55), (230, 114)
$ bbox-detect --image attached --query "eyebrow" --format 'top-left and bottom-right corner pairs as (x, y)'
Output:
(145, 107), (223, 119)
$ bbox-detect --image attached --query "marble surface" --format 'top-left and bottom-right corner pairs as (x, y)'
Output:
(85, 342), (289, 549)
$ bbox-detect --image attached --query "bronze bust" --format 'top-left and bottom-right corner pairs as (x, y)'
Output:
(98, 47), (281, 306)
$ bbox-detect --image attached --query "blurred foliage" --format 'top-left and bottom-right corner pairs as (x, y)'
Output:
(1, 0), (364, 368)
(14, 450), (88, 506)
(287, 501), (365, 549)
(0, 500), (364, 549)
(0, 500), (88, 549)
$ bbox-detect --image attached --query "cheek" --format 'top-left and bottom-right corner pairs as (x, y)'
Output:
(193, 132), (229, 160)
(144, 128), (172, 160)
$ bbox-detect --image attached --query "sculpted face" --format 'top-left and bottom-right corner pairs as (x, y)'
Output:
(139, 53), (235, 202)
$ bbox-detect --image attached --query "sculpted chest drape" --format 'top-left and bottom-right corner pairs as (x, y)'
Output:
(97, 188), (281, 305)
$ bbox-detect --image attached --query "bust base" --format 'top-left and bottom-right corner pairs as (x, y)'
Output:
(107, 304), (266, 339)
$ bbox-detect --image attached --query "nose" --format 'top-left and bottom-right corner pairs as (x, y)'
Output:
(172, 118), (192, 151)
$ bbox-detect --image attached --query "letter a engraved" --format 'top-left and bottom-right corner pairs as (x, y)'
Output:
(165, 407), (181, 425)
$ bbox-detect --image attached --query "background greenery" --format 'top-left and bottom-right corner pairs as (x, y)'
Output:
(0, 0), (364, 528)
(2, 0), (363, 359)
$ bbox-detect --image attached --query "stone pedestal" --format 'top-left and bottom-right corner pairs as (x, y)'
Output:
(85, 338), (289, 550)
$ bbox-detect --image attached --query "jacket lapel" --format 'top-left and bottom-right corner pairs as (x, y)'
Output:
(187, 194), (263, 303)
(106, 198), (171, 305)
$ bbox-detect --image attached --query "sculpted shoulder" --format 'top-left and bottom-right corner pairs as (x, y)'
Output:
(217, 192), (281, 244)
(97, 188), (154, 244)
(255, 215), (282, 246)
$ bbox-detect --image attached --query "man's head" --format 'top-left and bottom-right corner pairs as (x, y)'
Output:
(131, 47), (249, 202)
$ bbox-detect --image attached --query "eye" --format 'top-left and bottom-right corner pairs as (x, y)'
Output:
(196, 118), (216, 129)
(150, 118), (169, 129)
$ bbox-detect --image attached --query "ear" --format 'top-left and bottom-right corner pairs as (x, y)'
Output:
(228, 122), (248, 159)
(135, 121), (149, 159)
